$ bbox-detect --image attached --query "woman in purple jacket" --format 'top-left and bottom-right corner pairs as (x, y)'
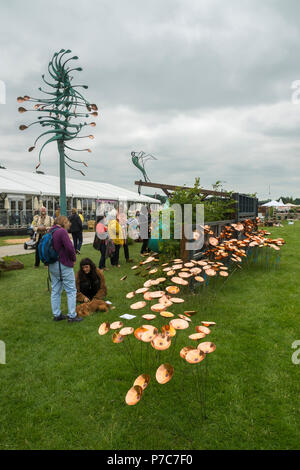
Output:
(48, 216), (83, 322)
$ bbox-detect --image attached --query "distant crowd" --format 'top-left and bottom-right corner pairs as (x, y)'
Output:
(31, 205), (152, 323)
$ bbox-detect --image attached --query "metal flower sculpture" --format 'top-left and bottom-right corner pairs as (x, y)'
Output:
(17, 49), (98, 215)
(131, 151), (157, 183)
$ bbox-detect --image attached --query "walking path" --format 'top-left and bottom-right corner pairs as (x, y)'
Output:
(0, 232), (95, 258)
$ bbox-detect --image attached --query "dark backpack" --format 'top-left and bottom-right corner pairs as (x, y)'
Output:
(38, 227), (61, 265)
(93, 233), (102, 251)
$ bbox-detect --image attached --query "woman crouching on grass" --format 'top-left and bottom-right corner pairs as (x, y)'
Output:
(75, 258), (109, 317)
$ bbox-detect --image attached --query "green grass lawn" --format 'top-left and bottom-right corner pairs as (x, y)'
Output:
(0, 224), (299, 450)
(0, 235), (29, 247)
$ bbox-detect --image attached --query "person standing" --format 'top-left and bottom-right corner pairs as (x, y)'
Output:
(78, 211), (84, 252)
(127, 211), (139, 242)
(118, 210), (133, 263)
(32, 206), (54, 268)
(138, 206), (151, 254)
(78, 211), (84, 224)
(48, 215), (83, 322)
(77, 211), (84, 253)
(148, 207), (152, 241)
(96, 215), (109, 270)
(69, 208), (83, 254)
(107, 209), (124, 267)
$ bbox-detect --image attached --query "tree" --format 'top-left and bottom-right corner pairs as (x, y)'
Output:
(145, 194), (167, 204)
(17, 49), (98, 215)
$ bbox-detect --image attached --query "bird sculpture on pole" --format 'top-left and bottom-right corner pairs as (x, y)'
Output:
(131, 151), (157, 183)
(17, 49), (98, 216)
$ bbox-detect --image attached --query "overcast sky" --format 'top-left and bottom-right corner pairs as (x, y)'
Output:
(0, 0), (300, 199)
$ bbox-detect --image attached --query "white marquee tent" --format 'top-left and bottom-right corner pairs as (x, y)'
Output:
(0, 169), (160, 226)
(0, 169), (159, 204)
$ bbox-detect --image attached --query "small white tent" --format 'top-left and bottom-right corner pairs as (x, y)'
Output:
(261, 200), (282, 207)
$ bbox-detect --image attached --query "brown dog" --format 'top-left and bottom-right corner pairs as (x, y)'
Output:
(76, 299), (110, 317)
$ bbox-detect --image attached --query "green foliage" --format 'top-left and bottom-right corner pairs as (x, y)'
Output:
(158, 239), (180, 260)
(146, 194), (167, 204)
(159, 209), (176, 240)
(3, 256), (18, 262)
(149, 209), (179, 255)
(277, 196), (300, 205)
(169, 177), (204, 206)
(169, 178), (235, 222)
(203, 198), (235, 222)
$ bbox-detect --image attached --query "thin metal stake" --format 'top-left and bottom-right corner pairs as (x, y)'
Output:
(127, 336), (138, 372)
(121, 341), (136, 371)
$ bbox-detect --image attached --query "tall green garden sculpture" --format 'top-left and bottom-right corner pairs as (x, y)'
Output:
(17, 49), (98, 215)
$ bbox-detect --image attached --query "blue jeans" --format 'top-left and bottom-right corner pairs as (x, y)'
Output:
(49, 261), (77, 318)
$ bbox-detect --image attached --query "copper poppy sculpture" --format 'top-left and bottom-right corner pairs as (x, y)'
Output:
(99, 306), (218, 421)
(99, 218), (285, 413)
